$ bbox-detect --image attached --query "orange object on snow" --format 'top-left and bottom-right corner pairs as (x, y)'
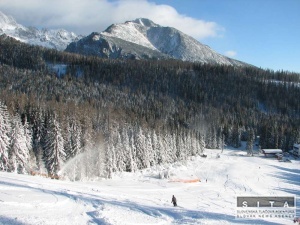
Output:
(169, 178), (200, 183)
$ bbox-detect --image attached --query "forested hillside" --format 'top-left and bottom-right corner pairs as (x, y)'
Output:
(0, 34), (299, 180)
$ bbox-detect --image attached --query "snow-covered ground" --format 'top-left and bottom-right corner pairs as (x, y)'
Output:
(0, 146), (299, 225)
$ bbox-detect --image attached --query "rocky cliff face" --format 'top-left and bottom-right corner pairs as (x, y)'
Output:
(66, 32), (170, 60)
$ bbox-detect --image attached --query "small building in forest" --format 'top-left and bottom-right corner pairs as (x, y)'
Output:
(293, 144), (300, 156)
(261, 149), (282, 158)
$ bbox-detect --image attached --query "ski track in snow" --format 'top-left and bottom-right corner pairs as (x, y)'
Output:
(0, 147), (299, 225)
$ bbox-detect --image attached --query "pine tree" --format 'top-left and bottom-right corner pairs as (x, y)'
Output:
(31, 107), (46, 173)
(130, 134), (138, 172)
(176, 130), (187, 161)
(81, 118), (96, 180)
(23, 116), (33, 155)
(44, 114), (66, 176)
(190, 131), (198, 156)
(72, 121), (83, 157)
(135, 127), (148, 169)
(231, 124), (241, 148)
(105, 140), (116, 178)
(220, 133), (225, 153)
(156, 130), (167, 164)
(206, 126), (218, 149)
(122, 128), (134, 172)
(148, 129), (157, 167)
(9, 114), (30, 173)
(0, 101), (11, 171)
(115, 128), (126, 172)
(174, 129), (181, 160)
(246, 128), (255, 156)
(92, 132), (106, 178)
(296, 129), (300, 144)
(170, 132), (178, 162)
(145, 130), (154, 167)
(198, 133), (205, 154)
(65, 118), (83, 160)
(64, 117), (73, 160)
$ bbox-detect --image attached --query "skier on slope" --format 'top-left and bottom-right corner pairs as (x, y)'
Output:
(171, 195), (177, 207)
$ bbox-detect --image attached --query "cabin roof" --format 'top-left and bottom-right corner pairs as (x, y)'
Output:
(262, 149), (282, 154)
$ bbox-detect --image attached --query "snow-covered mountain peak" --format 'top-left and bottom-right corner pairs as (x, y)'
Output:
(102, 19), (157, 50)
(130, 18), (159, 28)
(66, 17), (250, 66)
(0, 11), (23, 31)
(0, 11), (15, 25)
(0, 11), (82, 50)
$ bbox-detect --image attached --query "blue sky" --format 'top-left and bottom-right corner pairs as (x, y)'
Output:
(152, 0), (300, 72)
(1, 0), (299, 72)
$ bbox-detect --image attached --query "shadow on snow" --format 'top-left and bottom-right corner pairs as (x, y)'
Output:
(269, 165), (300, 217)
(0, 180), (284, 225)
(0, 216), (28, 225)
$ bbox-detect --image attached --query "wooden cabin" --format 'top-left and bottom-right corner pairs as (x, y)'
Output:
(261, 149), (282, 158)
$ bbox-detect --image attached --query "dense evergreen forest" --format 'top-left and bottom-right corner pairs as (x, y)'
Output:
(0, 34), (299, 180)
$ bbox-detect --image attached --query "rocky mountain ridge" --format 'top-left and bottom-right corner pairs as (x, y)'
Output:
(66, 18), (247, 66)
(1, 11), (247, 66)
(0, 11), (82, 50)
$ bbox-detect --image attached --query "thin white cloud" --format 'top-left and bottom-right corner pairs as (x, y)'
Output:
(0, 0), (222, 39)
(225, 50), (237, 57)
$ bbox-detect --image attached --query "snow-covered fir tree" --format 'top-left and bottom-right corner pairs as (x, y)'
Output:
(30, 107), (47, 174)
(129, 133), (138, 172)
(105, 133), (117, 178)
(162, 132), (175, 163)
(175, 130), (185, 161)
(144, 129), (153, 167)
(153, 130), (164, 165)
(246, 127), (255, 156)
(122, 128), (134, 172)
(44, 114), (66, 176)
(206, 126), (218, 149)
(198, 133), (205, 154)
(64, 117), (83, 160)
(115, 127), (126, 172)
(23, 116), (33, 155)
(231, 124), (241, 148)
(81, 119), (97, 180)
(88, 132), (106, 179)
(150, 130), (157, 160)
(135, 127), (148, 169)
(0, 101), (11, 171)
(9, 114), (30, 174)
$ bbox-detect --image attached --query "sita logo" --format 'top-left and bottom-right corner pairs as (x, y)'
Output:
(237, 196), (295, 208)
(242, 200), (290, 208)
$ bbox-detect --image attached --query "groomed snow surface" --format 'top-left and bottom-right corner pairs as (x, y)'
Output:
(0, 144), (299, 225)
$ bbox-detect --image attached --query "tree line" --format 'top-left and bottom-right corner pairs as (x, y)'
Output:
(0, 34), (299, 179)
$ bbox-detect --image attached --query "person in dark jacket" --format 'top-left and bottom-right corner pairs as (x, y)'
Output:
(171, 195), (177, 206)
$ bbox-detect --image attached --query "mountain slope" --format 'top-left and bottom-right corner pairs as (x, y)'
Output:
(0, 11), (82, 50)
(67, 18), (247, 66)
(66, 32), (170, 60)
